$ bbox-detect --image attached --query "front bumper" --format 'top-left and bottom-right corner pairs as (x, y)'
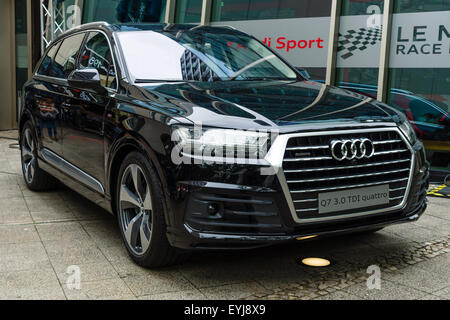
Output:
(166, 140), (429, 250)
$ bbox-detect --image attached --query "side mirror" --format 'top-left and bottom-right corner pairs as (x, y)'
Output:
(68, 68), (107, 95)
(296, 67), (311, 81)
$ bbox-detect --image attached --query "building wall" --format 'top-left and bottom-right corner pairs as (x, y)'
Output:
(0, 0), (16, 130)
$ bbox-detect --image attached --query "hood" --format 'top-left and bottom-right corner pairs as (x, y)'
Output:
(136, 80), (402, 131)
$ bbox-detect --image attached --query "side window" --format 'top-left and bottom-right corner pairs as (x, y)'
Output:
(79, 32), (117, 89)
(49, 33), (86, 79)
(37, 42), (60, 76)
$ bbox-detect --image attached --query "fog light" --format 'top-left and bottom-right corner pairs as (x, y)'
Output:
(300, 257), (331, 267)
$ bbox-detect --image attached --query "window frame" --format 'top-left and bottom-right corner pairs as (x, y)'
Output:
(34, 29), (120, 93)
(78, 31), (118, 90)
(50, 32), (87, 80)
(36, 40), (62, 77)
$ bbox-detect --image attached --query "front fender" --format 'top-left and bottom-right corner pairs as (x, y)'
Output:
(106, 131), (177, 228)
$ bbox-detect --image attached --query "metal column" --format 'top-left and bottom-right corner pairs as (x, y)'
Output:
(40, 0), (66, 54)
(377, 0), (394, 103)
(325, 0), (342, 86)
(165, 0), (177, 23)
(201, 0), (212, 25)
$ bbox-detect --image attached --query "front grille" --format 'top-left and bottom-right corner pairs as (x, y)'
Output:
(282, 129), (413, 222)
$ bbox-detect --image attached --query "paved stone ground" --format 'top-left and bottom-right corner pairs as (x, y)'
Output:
(0, 130), (448, 300)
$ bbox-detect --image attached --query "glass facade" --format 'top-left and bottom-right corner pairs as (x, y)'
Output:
(388, 1), (450, 172)
(82, 0), (166, 24)
(394, 0), (450, 13)
(336, 0), (385, 97)
(211, 0), (332, 22)
(175, 0), (202, 23)
(210, 0), (332, 81)
(342, 0), (386, 15)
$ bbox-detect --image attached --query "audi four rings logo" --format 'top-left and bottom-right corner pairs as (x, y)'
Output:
(330, 139), (375, 161)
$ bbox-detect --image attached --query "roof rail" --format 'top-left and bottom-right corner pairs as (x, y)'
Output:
(48, 21), (111, 45)
(64, 21), (110, 34)
(73, 21), (110, 29)
(85, 21), (109, 26)
(220, 25), (237, 30)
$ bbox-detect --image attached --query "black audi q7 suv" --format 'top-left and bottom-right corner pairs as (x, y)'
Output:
(20, 22), (429, 267)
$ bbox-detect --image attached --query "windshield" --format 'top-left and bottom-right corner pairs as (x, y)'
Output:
(117, 30), (299, 82)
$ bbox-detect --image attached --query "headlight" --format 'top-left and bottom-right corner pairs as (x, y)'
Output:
(171, 125), (270, 163)
(398, 120), (417, 145)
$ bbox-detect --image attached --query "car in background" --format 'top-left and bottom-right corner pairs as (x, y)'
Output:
(337, 82), (450, 169)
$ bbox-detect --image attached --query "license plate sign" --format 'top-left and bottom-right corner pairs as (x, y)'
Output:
(318, 185), (390, 214)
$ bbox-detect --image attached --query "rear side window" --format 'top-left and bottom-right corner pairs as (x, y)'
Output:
(49, 33), (86, 79)
(79, 32), (116, 89)
(37, 43), (60, 76)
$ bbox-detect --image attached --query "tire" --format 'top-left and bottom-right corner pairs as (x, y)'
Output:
(116, 151), (189, 268)
(20, 121), (57, 191)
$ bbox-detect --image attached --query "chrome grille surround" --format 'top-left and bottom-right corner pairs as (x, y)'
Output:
(264, 127), (415, 224)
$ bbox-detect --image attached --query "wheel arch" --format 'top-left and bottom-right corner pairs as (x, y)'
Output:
(18, 108), (35, 142)
(107, 134), (173, 227)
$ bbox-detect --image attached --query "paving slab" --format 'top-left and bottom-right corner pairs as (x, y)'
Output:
(200, 282), (270, 300)
(62, 278), (135, 300)
(0, 197), (33, 225)
(36, 221), (91, 242)
(432, 286), (450, 299)
(0, 267), (66, 300)
(0, 241), (52, 273)
(55, 261), (119, 284)
(382, 261), (449, 294)
(123, 271), (196, 297)
(342, 279), (428, 300)
(138, 289), (206, 300)
(0, 225), (40, 244)
(44, 241), (110, 273)
(314, 290), (361, 300)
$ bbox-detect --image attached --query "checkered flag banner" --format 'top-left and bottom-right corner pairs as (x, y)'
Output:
(337, 27), (383, 60)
